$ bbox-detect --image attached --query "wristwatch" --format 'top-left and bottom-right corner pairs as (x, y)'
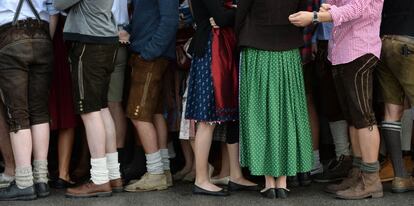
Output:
(312, 11), (320, 24)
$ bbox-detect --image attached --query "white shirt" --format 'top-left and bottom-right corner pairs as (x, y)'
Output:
(0, 0), (59, 26)
(111, 0), (129, 26)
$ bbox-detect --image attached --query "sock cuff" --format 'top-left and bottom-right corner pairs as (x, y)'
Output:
(106, 152), (119, 162)
(353, 157), (362, 168)
(381, 121), (402, 130)
(16, 166), (33, 174)
(160, 149), (169, 158)
(360, 161), (380, 173)
(33, 160), (48, 167)
(146, 151), (162, 164)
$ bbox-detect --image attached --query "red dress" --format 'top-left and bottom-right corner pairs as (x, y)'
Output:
(49, 16), (78, 130)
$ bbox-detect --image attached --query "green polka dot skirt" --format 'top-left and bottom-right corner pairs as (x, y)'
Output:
(239, 48), (313, 177)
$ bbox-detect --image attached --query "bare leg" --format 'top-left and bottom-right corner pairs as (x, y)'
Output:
(179, 140), (194, 173)
(10, 130), (32, 168)
(31, 123), (50, 161)
(131, 120), (159, 154)
(81, 111), (106, 158)
(307, 95), (320, 151)
(358, 126), (380, 163)
(349, 126), (362, 158)
(264, 176), (276, 189)
(227, 143), (256, 186)
(58, 128), (75, 182)
(153, 114), (168, 150)
(108, 102), (127, 149)
(194, 122), (221, 191)
(214, 143), (229, 178)
(101, 108), (117, 153)
(275, 176), (287, 189)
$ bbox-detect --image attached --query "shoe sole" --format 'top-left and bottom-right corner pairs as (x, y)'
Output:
(124, 186), (168, 192)
(37, 191), (50, 198)
(313, 177), (344, 183)
(392, 187), (414, 193)
(65, 191), (112, 198)
(0, 194), (37, 201)
(335, 192), (383, 200)
(380, 177), (393, 182)
(112, 187), (124, 193)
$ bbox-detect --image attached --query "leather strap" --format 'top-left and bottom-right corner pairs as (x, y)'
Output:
(13, 0), (42, 26)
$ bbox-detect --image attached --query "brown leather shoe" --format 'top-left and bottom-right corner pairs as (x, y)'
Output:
(110, 178), (123, 193)
(392, 177), (414, 193)
(66, 181), (112, 198)
(336, 172), (383, 200)
(379, 159), (394, 182)
(325, 167), (360, 194)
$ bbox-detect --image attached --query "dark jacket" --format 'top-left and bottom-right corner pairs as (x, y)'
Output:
(381, 0), (414, 37)
(236, 0), (306, 51)
(125, 0), (179, 60)
(188, 0), (236, 57)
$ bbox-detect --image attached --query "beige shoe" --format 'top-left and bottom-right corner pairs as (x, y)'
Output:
(210, 176), (230, 185)
(165, 171), (173, 187)
(392, 176), (414, 193)
(336, 171), (383, 200)
(325, 167), (360, 194)
(124, 173), (168, 192)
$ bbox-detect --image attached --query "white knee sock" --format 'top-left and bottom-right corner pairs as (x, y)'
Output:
(15, 166), (33, 189)
(90, 157), (109, 185)
(33, 160), (48, 183)
(146, 151), (164, 175)
(160, 149), (170, 171)
(106, 152), (121, 180)
(312, 150), (323, 175)
(329, 120), (351, 159)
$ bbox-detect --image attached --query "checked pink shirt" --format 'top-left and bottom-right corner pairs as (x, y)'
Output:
(326, 0), (384, 65)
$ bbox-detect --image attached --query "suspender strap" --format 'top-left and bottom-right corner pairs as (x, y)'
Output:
(12, 0), (42, 26)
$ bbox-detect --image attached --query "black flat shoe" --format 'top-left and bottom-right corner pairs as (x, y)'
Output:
(192, 185), (229, 196)
(260, 188), (276, 199)
(0, 182), (37, 201)
(51, 178), (76, 189)
(35, 183), (50, 198)
(276, 188), (289, 199)
(228, 181), (260, 192)
(298, 172), (312, 186)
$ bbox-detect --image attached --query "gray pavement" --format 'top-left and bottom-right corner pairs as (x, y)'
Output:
(2, 182), (414, 206)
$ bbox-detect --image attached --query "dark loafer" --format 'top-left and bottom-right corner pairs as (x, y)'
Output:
(192, 185), (229, 196)
(35, 183), (50, 198)
(0, 182), (37, 201)
(51, 178), (76, 189)
(298, 172), (312, 186)
(260, 188), (276, 199)
(276, 188), (289, 199)
(228, 181), (260, 192)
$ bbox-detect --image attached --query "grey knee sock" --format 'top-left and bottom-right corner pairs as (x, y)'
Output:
(33, 160), (49, 183)
(360, 161), (380, 173)
(382, 121), (408, 177)
(353, 157), (362, 168)
(15, 166), (33, 189)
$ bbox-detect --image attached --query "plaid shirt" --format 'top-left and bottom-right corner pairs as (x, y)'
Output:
(301, 0), (320, 64)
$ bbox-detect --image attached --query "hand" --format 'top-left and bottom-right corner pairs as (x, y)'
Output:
(289, 11), (313, 27)
(209, 17), (220, 28)
(118, 30), (130, 44)
(231, 4), (237, 8)
(320, 3), (331, 12)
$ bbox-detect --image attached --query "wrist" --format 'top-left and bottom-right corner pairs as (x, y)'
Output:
(312, 11), (320, 24)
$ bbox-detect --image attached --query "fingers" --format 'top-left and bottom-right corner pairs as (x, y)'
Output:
(321, 3), (331, 11)
(209, 17), (220, 29)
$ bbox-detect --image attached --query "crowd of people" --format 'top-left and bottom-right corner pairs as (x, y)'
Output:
(0, 0), (413, 202)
